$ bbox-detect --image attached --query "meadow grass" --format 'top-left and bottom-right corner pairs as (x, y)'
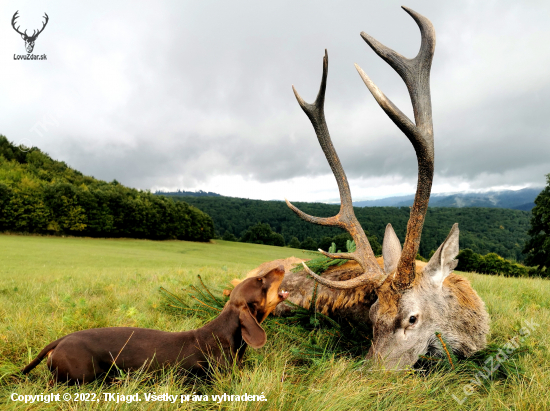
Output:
(0, 233), (548, 410)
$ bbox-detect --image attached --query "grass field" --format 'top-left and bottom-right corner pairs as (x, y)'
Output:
(0, 234), (549, 410)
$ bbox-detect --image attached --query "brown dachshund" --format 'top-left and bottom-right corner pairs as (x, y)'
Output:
(21, 266), (288, 384)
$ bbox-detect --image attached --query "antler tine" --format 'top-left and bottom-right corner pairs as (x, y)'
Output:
(356, 7), (435, 149)
(301, 262), (384, 289)
(36, 13), (49, 36)
(356, 7), (436, 291)
(11, 11), (26, 36)
(288, 49), (386, 290)
(285, 198), (339, 227)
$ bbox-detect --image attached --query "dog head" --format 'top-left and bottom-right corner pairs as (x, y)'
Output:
(229, 265), (288, 348)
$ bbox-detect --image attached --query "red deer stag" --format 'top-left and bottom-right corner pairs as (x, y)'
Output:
(275, 6), (489, 369)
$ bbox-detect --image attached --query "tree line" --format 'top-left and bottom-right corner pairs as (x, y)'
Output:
(225, 222), (381, 255)
(233, 223), (542, 277)
(0, 136), (214, 241)
(456, 249), (541, 277)
(523, 173), (549, 276)
(169, 195), (531, 261)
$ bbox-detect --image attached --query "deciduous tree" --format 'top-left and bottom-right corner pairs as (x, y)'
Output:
(523, 174), (550, 275)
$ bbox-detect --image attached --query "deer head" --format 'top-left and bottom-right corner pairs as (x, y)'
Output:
(287, 7), (489, 369)
(12, 11), (49, 54)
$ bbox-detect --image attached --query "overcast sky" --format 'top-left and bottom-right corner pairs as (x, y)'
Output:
(1, 0), (549, 202)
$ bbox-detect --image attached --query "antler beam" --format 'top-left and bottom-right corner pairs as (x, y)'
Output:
(287, 50), (387, 289)
(34, 13), (49, 38)
(355, 6), (435, 290)
(11, 11), (26, 37)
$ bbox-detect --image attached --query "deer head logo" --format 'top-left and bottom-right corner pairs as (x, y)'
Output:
(12, 11), (49, 54)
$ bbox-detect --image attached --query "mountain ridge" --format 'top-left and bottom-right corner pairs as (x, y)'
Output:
(352, 187), (542, 210)
(152, 188), (541, 211)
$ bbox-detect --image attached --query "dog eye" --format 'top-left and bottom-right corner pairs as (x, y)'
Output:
(409, 316), (417, 324)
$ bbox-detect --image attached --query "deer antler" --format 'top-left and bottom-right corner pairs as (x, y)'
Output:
(11, 11), (26, 37)
(287, 50), (387, 289)
(355, 6), (435, 290)
(289, 7), (436, 292)
(11, 11), (49, 40)
(32, 13), (49, 39)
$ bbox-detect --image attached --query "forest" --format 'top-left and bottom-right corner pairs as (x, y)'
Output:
(0, 134), (534, 262)
(456, 248), (539, 277)
(169, 195), (531, 261)
(0, 136), (214, 241)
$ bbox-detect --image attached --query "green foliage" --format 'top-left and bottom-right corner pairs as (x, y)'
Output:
(0, 136), (215, 241)
(435, 331), (459, 370)
(300, 236), (318, 250)
(292, 241), (353, 275)
(221, 230), (238, 241)
(523, 174), (550, 275)
(240, 222), (285, 246)
(457, 248), (540, 277)
(318, 235), (333, 251)
(456, 249), (484, 271)
(416, 253), (428, 262)
(170, 195), (530, 261)
(329, 233), (357, 253)
(417, 334), (529, 383)
(159, 275), (226, 321)
(288, 236), (301, 248)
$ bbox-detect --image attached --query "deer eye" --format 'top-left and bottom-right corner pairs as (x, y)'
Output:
(409, 316), (417, 324)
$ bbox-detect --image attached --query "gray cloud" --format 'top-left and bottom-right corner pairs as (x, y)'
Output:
(1, 0), (549, 199)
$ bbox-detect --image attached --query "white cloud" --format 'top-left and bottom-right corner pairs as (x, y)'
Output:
(1, 0), (548, 201)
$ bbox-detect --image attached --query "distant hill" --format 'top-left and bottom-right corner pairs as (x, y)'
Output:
(155, 190), (222, 197)
(353, 194), (416, 207)
(353, 187), (542, 211)
(0, 136), (215, 241)
(512, 202), (536, 211)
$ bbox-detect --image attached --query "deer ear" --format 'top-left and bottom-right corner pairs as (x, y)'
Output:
(382, 223), (402, 274)
(424, 223), (460, 286)
(239, 305), (267, 349)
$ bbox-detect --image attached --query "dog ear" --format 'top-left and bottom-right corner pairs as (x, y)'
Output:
(239, 305), (267, 349)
